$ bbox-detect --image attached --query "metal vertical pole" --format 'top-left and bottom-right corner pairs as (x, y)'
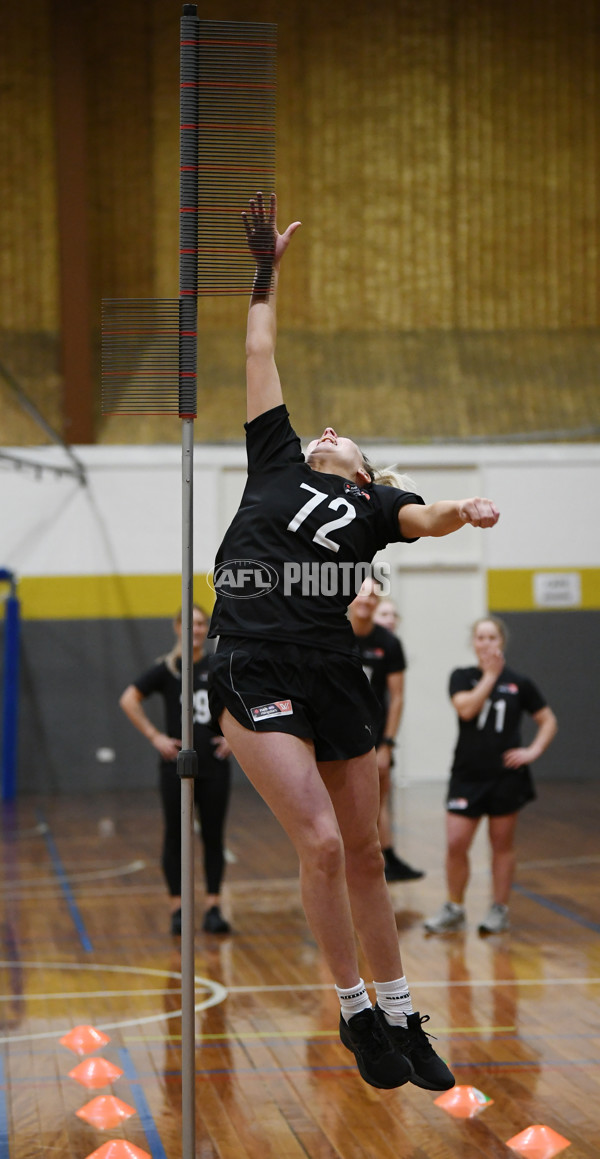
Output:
(179, 419), (196, 1159)
(178, 6), (199, 1156)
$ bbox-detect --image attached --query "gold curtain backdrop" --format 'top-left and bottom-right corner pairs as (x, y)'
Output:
(1, 0), (599, 444)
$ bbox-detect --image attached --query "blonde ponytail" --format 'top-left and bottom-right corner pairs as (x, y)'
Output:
(362, 453), (417, 492)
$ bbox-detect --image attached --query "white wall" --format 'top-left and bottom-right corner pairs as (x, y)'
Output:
(2, 440), (599, 781)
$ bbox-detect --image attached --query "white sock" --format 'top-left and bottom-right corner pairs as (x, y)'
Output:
(373, 975), (413, 1028)
(335, 978), (372, 1024)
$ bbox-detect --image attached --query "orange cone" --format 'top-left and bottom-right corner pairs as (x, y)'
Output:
(84, 1144), (151, 1159)
(76, 1096), (137, 1129)
(506, 1124), (571, 1159)
(434, 1085), (494, 1119)
(60, 1025), (111, 1056)
(69, 1057), (124, 1089)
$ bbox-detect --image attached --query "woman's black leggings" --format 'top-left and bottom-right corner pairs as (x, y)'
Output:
(159, 757), (232, 896)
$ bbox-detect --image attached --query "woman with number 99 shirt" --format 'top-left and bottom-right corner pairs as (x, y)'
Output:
(120, 604), (232, 937)
(208, 192), (500, 1091)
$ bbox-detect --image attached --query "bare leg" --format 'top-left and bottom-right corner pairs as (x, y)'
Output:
(219, 710), (361, 987)
(488, 813), (518, 906)
(320, 751), (404, 982)
(377, 764), (393, 849)
(446, 813), (480, 904)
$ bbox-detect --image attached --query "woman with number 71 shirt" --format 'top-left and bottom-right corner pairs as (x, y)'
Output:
(208, 192), (500, 1092)
(424, 616), (557, 937)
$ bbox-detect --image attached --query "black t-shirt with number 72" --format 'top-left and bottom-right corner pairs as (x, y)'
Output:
(208, 405), (424, 655)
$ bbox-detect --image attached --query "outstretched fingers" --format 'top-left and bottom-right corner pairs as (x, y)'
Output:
(242, 191), (301, 265)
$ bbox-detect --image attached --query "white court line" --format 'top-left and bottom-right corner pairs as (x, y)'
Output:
(0, 860), (146, 891)
(0, 961), (227, 1044)
(226, 977), (600, 993)
(1, 963), (598, 1044)
(4, 977), (597, 1003)
(0, 989), (181, 1001)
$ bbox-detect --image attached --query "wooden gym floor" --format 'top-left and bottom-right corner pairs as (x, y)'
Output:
(1, 777), (599, 1158)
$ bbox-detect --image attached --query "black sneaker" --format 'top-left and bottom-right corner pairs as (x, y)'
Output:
(339, 1008), (413, 1089)
(374, 1008), (455, 1090)
(202, 905), (231, 934)
(384, 854), (425, 882)
(170, 908), (182, 936)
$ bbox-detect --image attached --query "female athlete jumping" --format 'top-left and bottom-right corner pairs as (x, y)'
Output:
(208, 192), (500, 1090)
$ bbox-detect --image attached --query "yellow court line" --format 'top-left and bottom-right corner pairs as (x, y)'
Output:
(123, 1026), (517, 1044)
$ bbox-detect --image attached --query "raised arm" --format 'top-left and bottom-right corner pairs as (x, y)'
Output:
(243, 192), (301, 422)
(398, 497), (500, 539)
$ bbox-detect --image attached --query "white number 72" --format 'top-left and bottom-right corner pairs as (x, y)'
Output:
(287, 483), (356, 553)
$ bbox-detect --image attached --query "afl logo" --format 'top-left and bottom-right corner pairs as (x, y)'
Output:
(210, 559), (279, 599)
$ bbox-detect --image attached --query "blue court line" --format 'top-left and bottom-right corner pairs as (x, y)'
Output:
(0, 1055), (9, 1159)
(118, 1047), (168, 1159)
(36, 812), (93, 953)
(513, 884), (600, 934)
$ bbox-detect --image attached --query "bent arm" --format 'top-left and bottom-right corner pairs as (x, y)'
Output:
(119, 685), (159, 742)
(399, 498), (499, 539)
(503, 705), (558, 768)
(528, 705), (558, 759)
(382, 670), (405, 739)
(119, 684), (181, 761)
(452, 668), (501, 721)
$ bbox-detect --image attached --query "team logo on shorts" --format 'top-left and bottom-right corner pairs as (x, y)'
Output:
(251, 700), (293, 721)
(447, 797), (469, 810)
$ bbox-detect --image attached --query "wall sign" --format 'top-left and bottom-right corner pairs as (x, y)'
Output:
(533, 572), (581, 608)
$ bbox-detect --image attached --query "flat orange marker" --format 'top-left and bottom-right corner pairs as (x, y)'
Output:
(76, 1096), (136, 1129)
(60, 1025), (111, 1056)
(84, 1143), (151, 1159)
(505, 1124), (571, 1159)
(68, 1057), (124, 1088)
(434, 1085), (494, 1119)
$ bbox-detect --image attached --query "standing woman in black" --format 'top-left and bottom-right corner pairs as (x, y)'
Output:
(424, 616), (558, 936)
(120, 604), (232, 936)
(208, 192), (500, 1091)
(348, 577), (424, 882)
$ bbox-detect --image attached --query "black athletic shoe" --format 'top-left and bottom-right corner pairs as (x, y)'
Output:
(202, 905), (231, 934)
(384, 853), (425, 882)
(339, 1008), (413, 1089)
(170, 908), (182, 936)
(374, 1008), (455, 1090)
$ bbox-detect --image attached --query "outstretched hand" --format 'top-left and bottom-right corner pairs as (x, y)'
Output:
(457, 498), (500, 528)
(242, 192), (301, 270)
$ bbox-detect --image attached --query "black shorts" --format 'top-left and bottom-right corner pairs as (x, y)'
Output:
(208, 636), (380, 762)
(446, 769), (536, 818)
